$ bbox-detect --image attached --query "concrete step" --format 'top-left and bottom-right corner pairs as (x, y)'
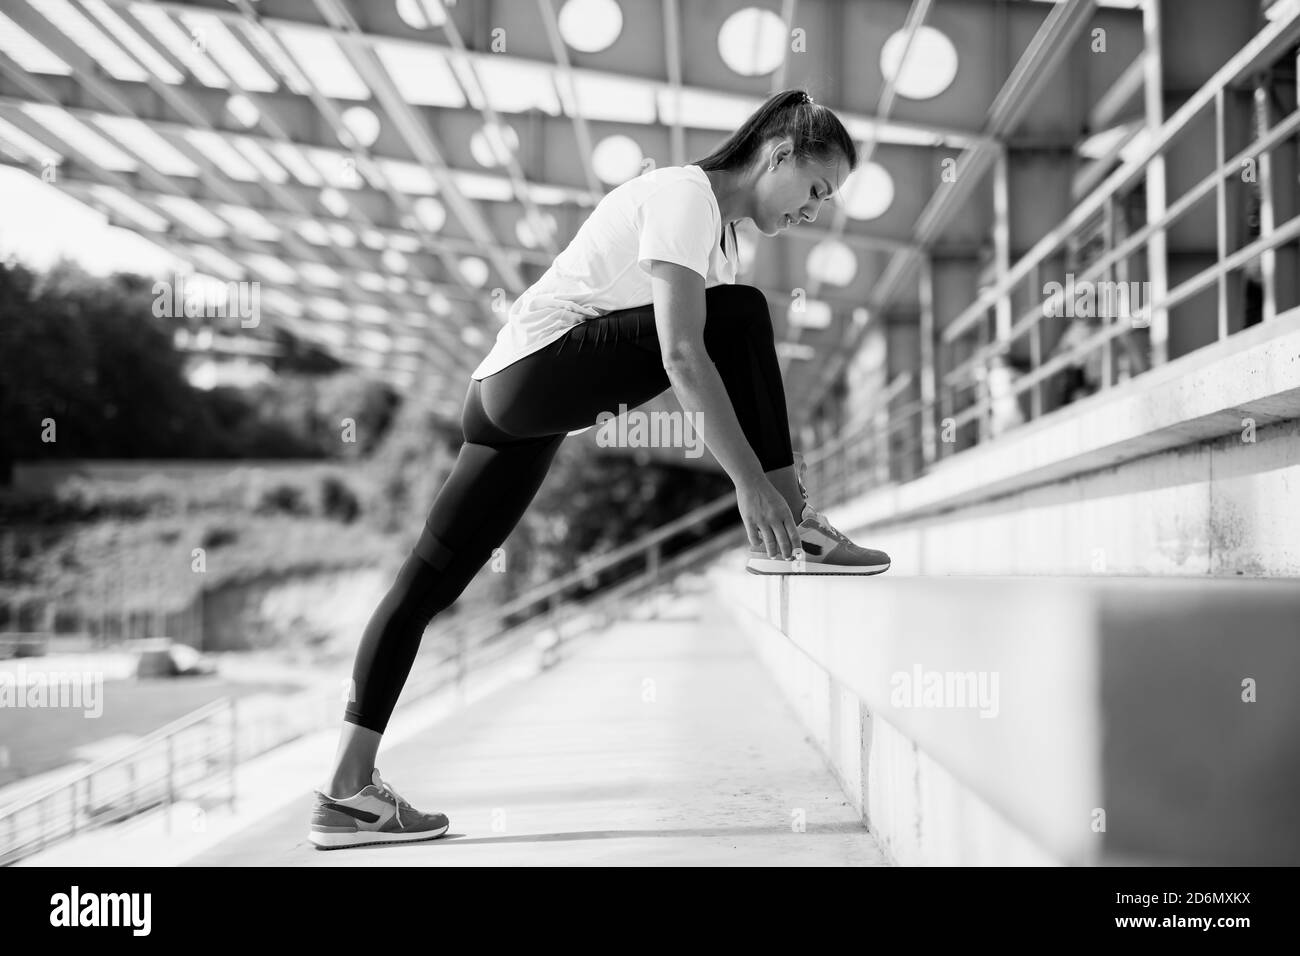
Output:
(711, 564), (1300, 866)
(835, 416), (1300, 576)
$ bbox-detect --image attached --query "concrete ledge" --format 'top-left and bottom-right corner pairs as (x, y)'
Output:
(842, 416), (1300, 576)
(712, 564), (1300, 865)
(731, 582), (1061, 866)
(832, 308), (1300, 534)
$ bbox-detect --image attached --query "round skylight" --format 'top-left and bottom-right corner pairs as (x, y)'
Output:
(592, 134), (643, 185)
(718, 8), (787, 77)
(459, 256), (490, 287)
(225, 94), (260, 129)
(558, 0), (624, 53)
(319, 187), (349, 217)
(427, 291), (451, 315)
(412, 196), (446, 231)
(880, 26), (958, 100)
(470, 122), (519, 168)
(839, 162), (895, 221)
(326, 222), (356, 247)
(341, 106), (381, 147)
(517, 212), (558, 249)
(806, 239), (857, 286)
(381, 249), (408, 273)
(396, 0), (447, 30)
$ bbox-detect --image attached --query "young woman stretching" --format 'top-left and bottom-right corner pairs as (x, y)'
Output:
(309, 88), (891, 849)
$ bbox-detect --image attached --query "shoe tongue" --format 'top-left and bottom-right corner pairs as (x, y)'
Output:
(370, 768), (384, 788)
(802, 505), (848, 542)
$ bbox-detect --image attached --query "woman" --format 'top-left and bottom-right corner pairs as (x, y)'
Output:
(308, 88), (891, 849)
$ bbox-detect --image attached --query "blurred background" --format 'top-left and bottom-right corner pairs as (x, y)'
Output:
(0, 0), (1297, 868)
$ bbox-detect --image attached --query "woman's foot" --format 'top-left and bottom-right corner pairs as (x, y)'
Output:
(747, 452), (891, 576)
(746, 503), (891, 575)
(308, 768), (449, 849)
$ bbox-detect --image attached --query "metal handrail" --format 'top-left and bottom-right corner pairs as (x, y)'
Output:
(0, 695), (237, 866)
(944, 104), (1300, 389)
(801, 373), (914, 468)
(942, 8), (1300, 346)
(945, 212), (1300, 429)
(799, 372), (938, 510)
(0, 697), (231, 818)
(908, 10), (1300, 462)
(932, 9), (1300, 451)
(487, 492), (737, 616)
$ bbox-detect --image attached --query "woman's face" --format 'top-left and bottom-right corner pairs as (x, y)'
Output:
(752, 140), (848, 237)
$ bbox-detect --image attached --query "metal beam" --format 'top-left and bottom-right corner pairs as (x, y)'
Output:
(0, 80), (597, 207)
(93, 0), (991, 150)
(1141, 0), (1168, 364)
(227, 0), (527, 291)
(537, 0), (603, 197)
(788, 0), (933, 368)
(805, 0), (1100, 414)
(0, 2), (444, 332)
(662, 0), (685, 167)
(770, 0), (799, 92)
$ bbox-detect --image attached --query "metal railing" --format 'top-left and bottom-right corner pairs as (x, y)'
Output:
(0, 697), (236, 866)
(938, 9), (1300, 452)
(800, 372), (928, 507)
(798, 9), (1300, 511)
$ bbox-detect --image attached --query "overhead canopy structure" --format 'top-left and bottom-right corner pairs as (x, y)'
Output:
(0, 0), (1147, 422)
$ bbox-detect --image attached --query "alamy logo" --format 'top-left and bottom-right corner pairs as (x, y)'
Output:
(50, 886), (151, 936)
(889, 665), (1000, 718)
(0, 665), (102, 718)
(1042, 273), (1151, 323)
(152, 273), (261, 328)
(594, 403), (705, 459)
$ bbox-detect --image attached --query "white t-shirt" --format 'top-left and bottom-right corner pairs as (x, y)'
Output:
(471, 163), (739, 380)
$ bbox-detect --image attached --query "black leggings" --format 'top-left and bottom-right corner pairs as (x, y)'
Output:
(344, 283), (795, 733)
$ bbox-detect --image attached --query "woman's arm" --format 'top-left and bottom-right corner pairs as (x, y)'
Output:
(648, 260), (798, 559)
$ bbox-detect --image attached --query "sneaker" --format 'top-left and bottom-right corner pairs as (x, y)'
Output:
(308, 768), (449, 849)
(745, 452), (891, 576)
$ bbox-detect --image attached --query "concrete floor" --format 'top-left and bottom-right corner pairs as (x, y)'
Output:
(187, 586), (889, 866)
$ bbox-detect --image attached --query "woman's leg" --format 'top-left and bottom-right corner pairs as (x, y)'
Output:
(324, 283), (799, 792)
(697, 285), (802, 516)
(324, 386), (564, 794)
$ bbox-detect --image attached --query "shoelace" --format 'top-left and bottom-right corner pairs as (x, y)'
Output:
(804, 508), (853, 546)
(374, 775), (412, 829)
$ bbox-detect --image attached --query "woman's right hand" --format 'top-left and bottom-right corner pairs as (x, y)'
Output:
(737, 475), (801, 560)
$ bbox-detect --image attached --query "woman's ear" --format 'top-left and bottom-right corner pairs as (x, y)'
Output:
(766, 139), (795, 172)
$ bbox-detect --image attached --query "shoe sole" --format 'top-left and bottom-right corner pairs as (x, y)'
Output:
(309, 824), (449, 849)
(746, 559), (890, 576)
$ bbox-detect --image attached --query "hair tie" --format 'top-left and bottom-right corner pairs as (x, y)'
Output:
(800, 91), (814, 106)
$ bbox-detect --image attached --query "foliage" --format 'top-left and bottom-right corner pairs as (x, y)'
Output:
(0, 260), (402, 476)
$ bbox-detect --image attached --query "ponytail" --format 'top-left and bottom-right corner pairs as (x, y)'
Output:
(690, 88), (857, 173)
